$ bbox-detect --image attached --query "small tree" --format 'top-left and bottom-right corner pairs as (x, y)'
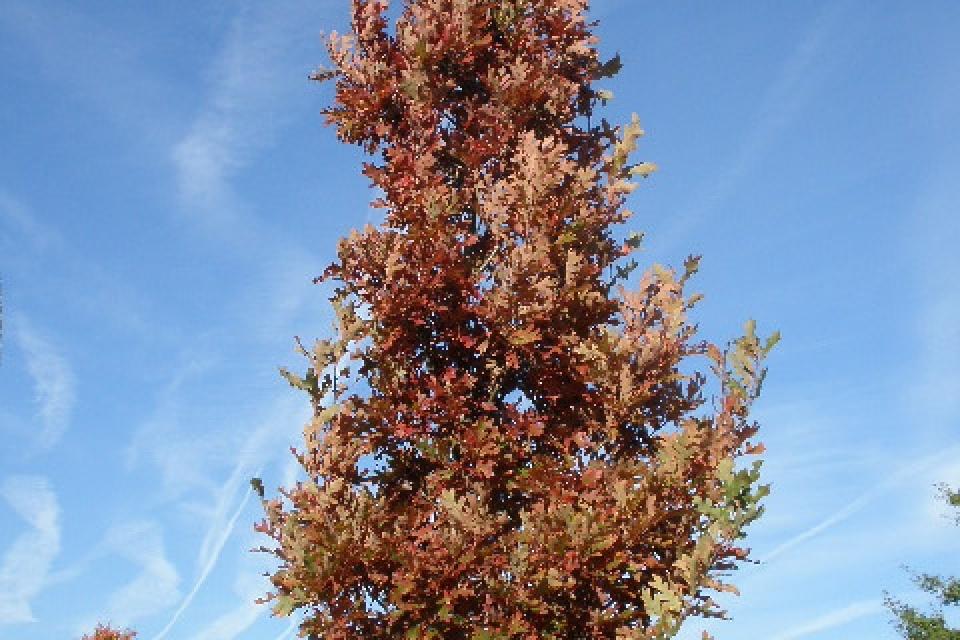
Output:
(885, 485), (960, 640)
(254, 1), (774, 638)
(80, 624), (137, 640)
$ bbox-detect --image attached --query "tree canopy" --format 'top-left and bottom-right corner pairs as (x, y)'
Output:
(253, 1), (775, 638)
(80, 624), (137, 640)
(885, 485), (960, 640)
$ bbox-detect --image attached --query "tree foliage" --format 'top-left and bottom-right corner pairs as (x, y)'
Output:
(80, 624), (137, 640)
(885, 485), (960, 639)
(254, 1), (774, 638)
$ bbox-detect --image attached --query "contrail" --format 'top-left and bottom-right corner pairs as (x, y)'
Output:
(151, 470), (260, 640)
(272, 616), (300, 640)
(760, 447), (959, 565)
(650, 1), (851, 259)
(771, 599), (883, 640)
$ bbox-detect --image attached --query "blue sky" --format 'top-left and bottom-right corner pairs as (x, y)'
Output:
(1, 1), (958, 638)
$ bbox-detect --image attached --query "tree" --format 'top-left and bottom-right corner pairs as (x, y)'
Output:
(885, 484), (960, 639)
(80, 624), (137, 640)
(253, 1), (775, 638)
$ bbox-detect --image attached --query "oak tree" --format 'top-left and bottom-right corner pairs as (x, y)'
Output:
(80, 624), (137, 640)
(254, 1), (775, 638)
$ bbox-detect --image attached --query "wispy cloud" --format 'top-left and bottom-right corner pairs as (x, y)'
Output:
(0, 187), (160, 343)
(760, 446), (960, 565)
(0, 0), (178, 145)
(192, 598), (264, 640)
(0, 190), (62, 251)
(15, 316), (76, 449)
(273, 616), (301, 640)
(905, 164), (960, 436)
(240, 251), (332, 343)
(149, 389), (308, 640)
(771, 599), (884, 640)
(167, 0), (338, 346)
(652, 2), (850, 257)
(171, 1), (328, 235)
(280, 448), (303, 491)
(0, 476), (60, 624)
(126, 354), (306, 503)
(191, 569), (271, 640)
(125, 353), (224, 500)
(152, 481), (257, 640)
(195, 462), (259, 575)
(101, 522), (181, 625)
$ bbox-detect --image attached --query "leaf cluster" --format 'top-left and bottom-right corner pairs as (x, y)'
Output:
(80, 624), (137, 640)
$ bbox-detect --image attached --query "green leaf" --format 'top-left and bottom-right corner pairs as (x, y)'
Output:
(400, 75), (422, 100)
(414, 40), (428, 61)
(610, 113), (645, 175)
(250, 477), (264, 499)
(763, 330), (781, 355)
(625, 230), (644, 250)
(597, 53), (623, 78)
(279, 367), (319, 394)
(279, 367), (304, 390)
(508, 327), (541, 346)
(273, 594), (296, 617)
(613, 259), (639, 285)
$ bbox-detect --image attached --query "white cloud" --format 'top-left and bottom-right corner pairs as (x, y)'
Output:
(164, 0), (344, 347)
(191, 570), (270, 640)
(905, 165), (960, 435)
(14, 317), (76, 449)
(241, 250), (331, 343)
(760, 446), (960, 565)
(909, 455), (960, 537)
(171, 0), (329, 233)
(280, 448), (302, 491)
(652, 2), (851, 257)
(150, 390), (308, 640)
(771, 599), (883, 640)
(166, 0), (338, 349)
(0, 476), (60, 624)
(125, 353), (224, 500)
(101, 522), (181, 625)
(192, 599), (263, 640)
(0, 190), (62, 251)
(0, 187), (160, 342)
(0, 0), (176, 141)
(272, 617), (301, 640)
(195, 464), (257, 575)
(152, 481), (256, 640)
